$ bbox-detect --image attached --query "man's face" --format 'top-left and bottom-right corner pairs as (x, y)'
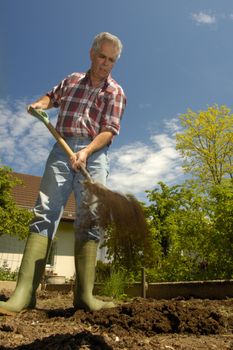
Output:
(90, 41), (118, 82)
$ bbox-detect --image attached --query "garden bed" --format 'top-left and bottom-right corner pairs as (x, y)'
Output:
(0, 289), (233, 349)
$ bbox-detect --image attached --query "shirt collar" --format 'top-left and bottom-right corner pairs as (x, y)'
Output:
(84, 70), (111, 89)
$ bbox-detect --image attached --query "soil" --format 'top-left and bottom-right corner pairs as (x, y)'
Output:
(0, 290), (233, 349)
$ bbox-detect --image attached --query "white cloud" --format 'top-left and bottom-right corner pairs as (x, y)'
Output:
(0, 99), (55, 174)
(192, 12), (216, 25)
(191, 11), (233, 25)
(138, 103), (151, 109)
(108, 129), (184, 201)
(0, 99), (185, 202)
(164, 117), (182, 135)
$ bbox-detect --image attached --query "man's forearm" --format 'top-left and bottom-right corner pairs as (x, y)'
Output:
(29, 95), (53, 110)
(85, 131), (113, 156)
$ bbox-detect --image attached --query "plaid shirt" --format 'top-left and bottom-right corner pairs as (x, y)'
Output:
(47, 71), (126, 139)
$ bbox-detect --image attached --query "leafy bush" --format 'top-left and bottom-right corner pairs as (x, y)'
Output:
(0, 261), (18, 281)
(95, 260), (111, 283)
(99, 268), (128, 300)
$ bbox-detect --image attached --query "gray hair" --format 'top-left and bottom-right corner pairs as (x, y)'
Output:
(91, 32), (123, 59)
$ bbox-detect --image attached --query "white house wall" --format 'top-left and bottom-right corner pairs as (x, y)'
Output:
(0, 234), (25, 272)
(0, 221), (108, 279)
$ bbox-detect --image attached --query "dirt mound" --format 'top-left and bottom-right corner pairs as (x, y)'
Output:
(1, 291), (233, 349)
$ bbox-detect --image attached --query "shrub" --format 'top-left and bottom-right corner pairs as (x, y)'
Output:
(0, 261), (18, 281)
(99, 268), (128, 300)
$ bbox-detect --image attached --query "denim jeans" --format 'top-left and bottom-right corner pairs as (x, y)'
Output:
(29, 136), (109, 242)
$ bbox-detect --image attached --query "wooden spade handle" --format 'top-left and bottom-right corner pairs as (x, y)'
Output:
(46, 122), (73, 156)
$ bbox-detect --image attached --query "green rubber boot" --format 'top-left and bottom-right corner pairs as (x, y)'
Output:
(0, 233), (51, 315)
(73, 240), (115, 311)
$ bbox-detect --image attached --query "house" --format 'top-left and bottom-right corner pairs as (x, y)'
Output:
(0, 172), (107, 279)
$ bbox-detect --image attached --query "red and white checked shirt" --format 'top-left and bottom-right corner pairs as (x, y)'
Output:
(46, 71), (126, 139)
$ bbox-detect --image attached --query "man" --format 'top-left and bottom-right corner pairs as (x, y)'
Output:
(0, 32), (126, 313)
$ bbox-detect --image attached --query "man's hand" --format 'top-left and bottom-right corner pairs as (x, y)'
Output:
(70, 131), (113, 171)
(27, 102), (43, 111)
(70, 148), (90, 172)
(70, 131), (113, 172)
(27, 95), (53, 112)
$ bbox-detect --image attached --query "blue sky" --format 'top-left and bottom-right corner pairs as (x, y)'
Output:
(1, 0), (233, 201)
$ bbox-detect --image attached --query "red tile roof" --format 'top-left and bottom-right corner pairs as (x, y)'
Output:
(12, 172), (75, 221)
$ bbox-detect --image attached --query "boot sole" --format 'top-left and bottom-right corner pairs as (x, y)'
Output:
(0, 307), (17, 316)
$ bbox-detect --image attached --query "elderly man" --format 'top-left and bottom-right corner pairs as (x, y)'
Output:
(0, 32), (126, 314)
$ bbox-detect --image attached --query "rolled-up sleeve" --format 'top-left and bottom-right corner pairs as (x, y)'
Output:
(46, 75), (70, 108)
(100, 87), (126, 135)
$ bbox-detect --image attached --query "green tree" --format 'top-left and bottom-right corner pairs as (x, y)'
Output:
(176, 105), (233, 184)
(175, 104), (233, 278)
(204, 179), (233, 278)
(145, 181), (212, 281)
(144, 178), (233, 281)
(100, 105), (233, 282)
(0, 165), (33, 239)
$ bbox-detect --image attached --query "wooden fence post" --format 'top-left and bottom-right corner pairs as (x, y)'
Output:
(141, 267), (147, 298)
